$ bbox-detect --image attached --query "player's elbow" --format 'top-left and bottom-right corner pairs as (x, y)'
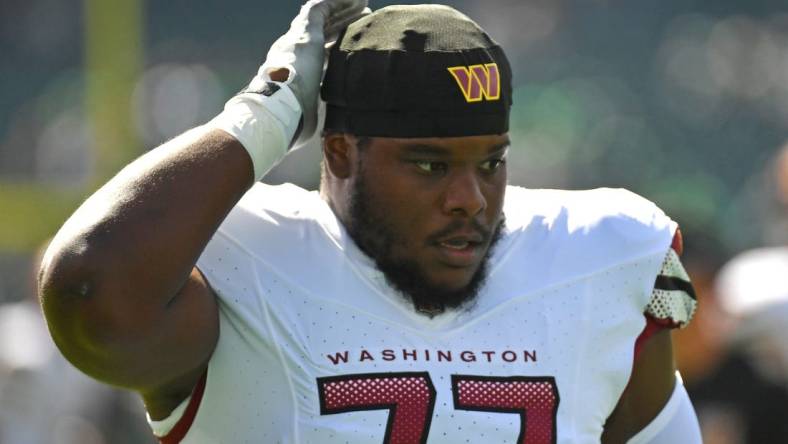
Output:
(38, 242), (156, 387)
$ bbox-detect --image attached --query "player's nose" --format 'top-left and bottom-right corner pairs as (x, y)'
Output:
(441, 168), (486, 217)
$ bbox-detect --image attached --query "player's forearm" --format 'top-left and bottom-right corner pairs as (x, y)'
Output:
(38, 126), (252, 343)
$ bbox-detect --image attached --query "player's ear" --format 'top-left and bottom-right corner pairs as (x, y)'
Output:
(323, 133), (355, 179)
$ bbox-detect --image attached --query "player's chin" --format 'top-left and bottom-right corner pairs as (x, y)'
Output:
(417, 244), (486, 289)
(425, 263), (480, 290)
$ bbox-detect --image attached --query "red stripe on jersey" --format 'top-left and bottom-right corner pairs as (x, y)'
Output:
(159, 371), (207, 444)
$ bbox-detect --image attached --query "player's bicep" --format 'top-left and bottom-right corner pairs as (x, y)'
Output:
(161, 266), (219, 371)
(118, 266), (219, 391)
(603, 228), (698, 442)
(140, 266), (219, 419)
(152, 268), (219, 375)
(602, 329), (675, 443)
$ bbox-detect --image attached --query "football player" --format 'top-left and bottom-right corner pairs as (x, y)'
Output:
(38, 1), (701, 442)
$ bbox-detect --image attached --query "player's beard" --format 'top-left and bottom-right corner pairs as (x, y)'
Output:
(345, 167), (505, 317)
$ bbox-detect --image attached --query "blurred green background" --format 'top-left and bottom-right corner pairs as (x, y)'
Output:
(1, 1), (787, 443)
(1, 0), (787, 300)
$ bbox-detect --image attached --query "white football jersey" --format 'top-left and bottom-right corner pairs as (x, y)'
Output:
(149, 184), (695, 444)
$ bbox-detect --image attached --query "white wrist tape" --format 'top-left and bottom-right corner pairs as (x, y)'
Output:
(208, 82), (301, 181)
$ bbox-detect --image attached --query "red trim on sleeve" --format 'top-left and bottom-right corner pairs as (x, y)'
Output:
(633, 314), (675, 361)
(159, 371), (207, 444)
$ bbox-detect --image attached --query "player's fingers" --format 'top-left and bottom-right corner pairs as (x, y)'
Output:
(324, 6), (371, 41)
(322, 0), (368, 17)
(304, 0), (367, 27)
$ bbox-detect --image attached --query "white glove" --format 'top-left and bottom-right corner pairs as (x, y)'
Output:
(259, 0), (370, 146)
(208, 0), (369, 181)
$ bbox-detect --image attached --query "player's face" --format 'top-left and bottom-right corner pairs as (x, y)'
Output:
(346, 134), (509, 315)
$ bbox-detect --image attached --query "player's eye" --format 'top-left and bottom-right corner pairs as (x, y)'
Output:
(479, 158), (506, 172)
(414, 160), (448, 174)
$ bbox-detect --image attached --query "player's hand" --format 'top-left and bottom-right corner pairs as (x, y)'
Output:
(255, 0), (370, 147)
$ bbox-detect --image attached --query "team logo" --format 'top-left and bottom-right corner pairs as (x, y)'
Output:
(447, 63), (501, 103)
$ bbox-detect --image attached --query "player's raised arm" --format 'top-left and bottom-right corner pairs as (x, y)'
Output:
(602, 231), (701, 444)
(37, 0), (368, 419)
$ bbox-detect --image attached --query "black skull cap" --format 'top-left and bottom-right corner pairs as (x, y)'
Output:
(321, 4), (512, 138)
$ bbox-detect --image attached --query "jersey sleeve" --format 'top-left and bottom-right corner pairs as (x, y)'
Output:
(644, 229), (697, 328)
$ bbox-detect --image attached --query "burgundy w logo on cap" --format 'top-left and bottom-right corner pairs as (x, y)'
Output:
(447, 63), (501, 103)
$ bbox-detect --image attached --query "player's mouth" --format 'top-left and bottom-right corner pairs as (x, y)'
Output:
(434, 233), (485, 267)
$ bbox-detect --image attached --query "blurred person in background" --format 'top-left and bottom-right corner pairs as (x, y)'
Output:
(673, 144), (788, 444)
(0, 243), (154, 444)
(717, 143), (788, 386)
(740, 142), (788, 248)
(673, 237), (788, 444)
(716, 248), (788, 388)
(762, 143), (788, 245)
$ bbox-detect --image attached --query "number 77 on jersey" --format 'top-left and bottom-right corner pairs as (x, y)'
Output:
(317, 372), (559, 444)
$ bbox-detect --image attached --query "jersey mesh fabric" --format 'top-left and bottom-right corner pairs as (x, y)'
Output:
(646, 249), (697, 327)
(147, 184), (695, 443)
